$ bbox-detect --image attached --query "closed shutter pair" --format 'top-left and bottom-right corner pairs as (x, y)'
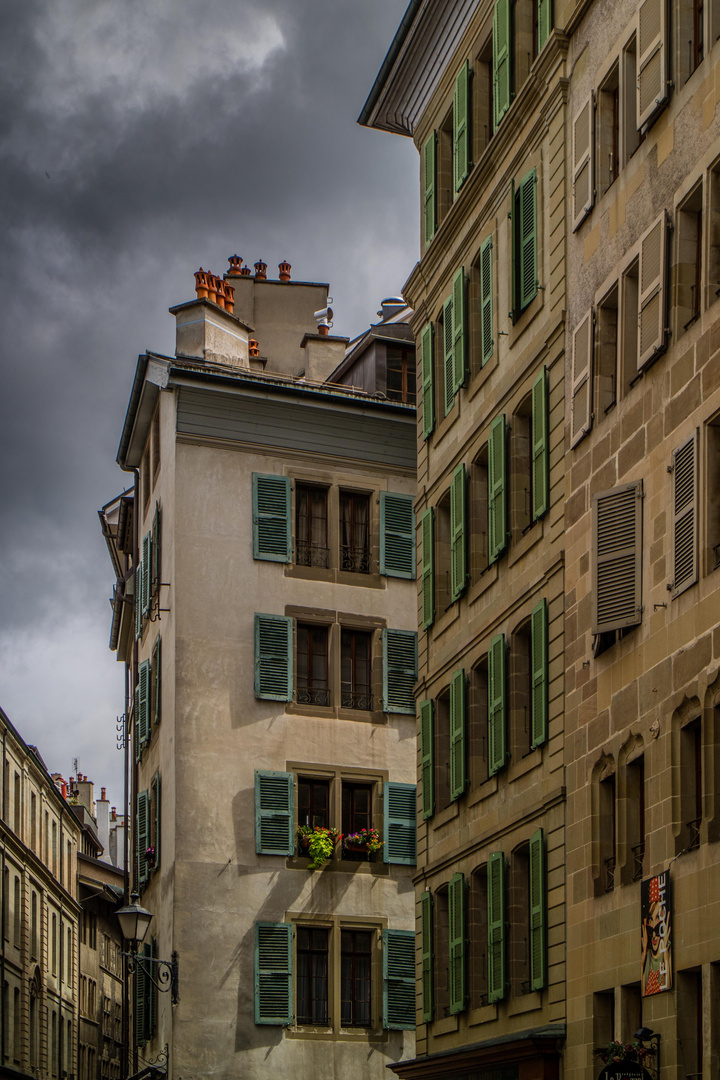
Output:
(135, 637), (161, 762)
(254, 924), (415, 1028)
(136, 775), (161, 888)
(134, 937), (156, 1046)
(136, 504), (161, 634)
(254, 771), (417, 865)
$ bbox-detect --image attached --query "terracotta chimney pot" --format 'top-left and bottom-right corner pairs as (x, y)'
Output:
(227, 254), (243, 276)
(318, 324), (329, 336)
(224, 282), (235, 314)
(101, 787), (107, 800)
(254, 260), (267, 281)
(278, 261), (291, 282)
(240, 265), (252, 277)
(194, 268), (209, 299)
(249, 339), (260, 358)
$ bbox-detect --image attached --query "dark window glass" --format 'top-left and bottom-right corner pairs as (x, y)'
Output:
(386, 347), (416, 404)
(297, 624), (330, 706)
(342, 783), (372, 861)
(340, 492), (370, 573)
(297, 927), (329, 1025)
(341, 930), (372, 1026)
(296, 486), (329, 567)
(341, 630), (372, 709)
(298, 778), (330, 829)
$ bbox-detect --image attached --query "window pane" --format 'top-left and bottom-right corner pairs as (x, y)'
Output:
(297, 927), (329, 1025)
(296, 486), (329, 567)
(340, 493), (370, 573)
(341, 630), (372, 709)
(298, 778), (329, 829)
(297, 625), (330, 705)
(387, 348), (416, 404)
(341, 930), (372, 1026)
(341, 783), (373, 861)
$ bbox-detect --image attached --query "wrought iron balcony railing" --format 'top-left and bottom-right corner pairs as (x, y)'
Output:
(296, 542), (330, 568)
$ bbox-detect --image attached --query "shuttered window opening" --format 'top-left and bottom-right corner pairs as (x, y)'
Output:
(382, 629), (418, 714)
(488, 634), (507, 775)
(419, 699), (435, 819)
(135, 660), (151, 763)
(254, 614), (293, 701)
(572, 95), (595, 230)
(255, 923), (293, 1025)
(450, 464), (468, 601)
(531, 368), (549, 520)
(252, 473), (291, 562)
(514, 169), (538, 317)
(638, 212), (668, 369)
(592, 481), (643, 634)
(453, 61), (471, 195)
(488, 415), (508, 563)
(493, 0), (511, 128)
(141, 532), (152, 619)
(637, 0), (668, 132)
(136, 790), (150, 888)
(480, 237), (494, 365)
(380, 492), (416, 578)
(421, 322), (435, 439)
(449, 669), (467, 800)
(537, 0), (552, 52)
(135, 937), (156, 1046)
(255, 771), (295, 855)
(487, 852), (506, 1002)
(383, 930), (415, 1029)
(448, 873), (467, 1014)
(423, 133), (437, 248)
(421, 508), (435, 629)
(530, 599), (548, 748)
(453, 267), (468, 392)
(420, 891), (434, 1023)
(571, 309), (594, 448)
(134, 566), (142, 640)
(151, 502), (161, 598)
(383, 782), (417, 865)
(671, 431), (699, 598)
(443, 296), (455, 416)
(152, 772), (161, 870)
(529, 829), (547, 991)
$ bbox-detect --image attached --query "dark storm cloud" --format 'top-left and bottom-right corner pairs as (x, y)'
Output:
(0, 0), (418, 802)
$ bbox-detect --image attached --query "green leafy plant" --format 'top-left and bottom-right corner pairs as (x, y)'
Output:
(593, 1041), (656, 1065)
(297, 826), (341, 871)
(342, 827), (384, 855)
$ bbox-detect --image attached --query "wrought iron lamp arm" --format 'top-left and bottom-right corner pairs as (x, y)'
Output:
(123, 950), (179, 1005)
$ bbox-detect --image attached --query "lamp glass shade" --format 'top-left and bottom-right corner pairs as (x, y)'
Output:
(116, 900), (153, 945)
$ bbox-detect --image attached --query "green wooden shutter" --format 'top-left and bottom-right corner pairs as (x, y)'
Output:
(480, 236), (494, 365)
(537, 0), (552, 52)
(449, 669), (467, 801)
(135, 564), (143, 639)
(452, 266), (467, 391)
(380, 492), (416, 578)
(254, 614), (293, 701)
(421, 508), (435, 630)
(488, 415), (507, 563)
(443, 295), (455, 415)
(530, 599), (548, 749)
(419, 699), (435, 820)
(421, 322), (435, 439)
(255, 771), (295, 855)
(255, 922), (293, 1025)
(493, 0), (511, 127)
(137, 660), (150, 757)
(152, 773), (161, 869)
(134, 945), (147, 1046)
(448, 873), (466, 1014)
(510, 177), (518, 321)
(518, 169), (538, 312)
(383, 629), (418, 713)
(152, 635), (161, 727)
(453, 61), (471, 195)
(141, 532), (152, 618)
(420, 891), (434, 1023)
(423, 132), (437, 248)
(252, 474), (291, 562)
(531, 367), (549, 520)
(384, 783), (417, 865)
(529, 829), (546, 990)
(450, 463), (468, 601)
(151, 502), (161, 597)
(487, 852), (506, 1002)
(488, 634), (507, 775)
(136, 790), (149, 888)
(383, 930), (415, 1029)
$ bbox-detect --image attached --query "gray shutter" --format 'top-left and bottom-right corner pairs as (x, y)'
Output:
(592, 481), (643, 633)
(380, 492), (416, 578)
(254, 614), (293, 701)
(255, 923), (293, 1025)
(383, 629), (418, 713)
(572, 94), (594, 230)
(637, 0), (668, 131)
(570, 309), (594, 448)
(383, 783), (417, 865)
(252, 474), (291, 562)
(255, 771), (295, 855)
(383, 930), (415, 1029)
(638, 212), (668, 369)
(671, 431), (699, 598)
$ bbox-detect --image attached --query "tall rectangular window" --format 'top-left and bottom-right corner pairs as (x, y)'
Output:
(626, 755), (646, 882)
(680, 717), (702, 850)
(342, 783), (373, 861)
(597, 64), (620, 197)
(599, 774), (617, 893)
(298, 778), (329, 830)
(675, 184), (703, 338)
(297, 624), (330, 706)
(341, 930), (372, 1027)
(386, 347), (416, 404)
(340, 492), (370, 573)
(297, 927), (329, 1025)
(296, 486), (329, 568)
(341, 629), (372, 710)
(13, 775), (20, 835)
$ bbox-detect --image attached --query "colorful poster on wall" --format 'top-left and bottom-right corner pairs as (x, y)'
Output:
(641, 870), (672, 996)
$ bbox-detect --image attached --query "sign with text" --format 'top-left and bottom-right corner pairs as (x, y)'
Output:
(641, 870), (672, 995)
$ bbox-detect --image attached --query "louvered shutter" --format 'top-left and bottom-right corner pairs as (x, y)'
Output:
(380, 492), (416, 578)
(420, 891), (434, 1023)
(510, 178), (518, 321)
(137, 660), (150, 753)
(570, 310), (594, 447)
(454, 61), (471, 195)
(255, 771), (295, 855)
(136, 790), (149, 887)
(448, 873), (466, 1014)
(529, 829), (546, 990)
(254, 614), (293, 701)
(152, 635), (161, 726)
(487, 852), (506, 1002)
(488, 415), (507, 563)
(423, 133), (437, 248)
(671, 431), (699, 598)
(151, 502), (161, 597)
(443, 296), (455, 415)
(255, 923), (293, 1025)
(530, 599), (548, 749)
(488, 634), (507, 775)
(383, 629), (418, 713)
(152, 772), (161, 868)
(252, 474), (291, 562)
(493, 0), (511, 128)
(135, 565), (142, 639)
(531, 367), (549, 520)
(537, 0), (552, 52)
(592, 482), (643, 633)
(518, 170), (538, 313)
(421, 508), (435, 629)
(450, 464), (468, 601)
(638, 212), (667, 369)
(141, 532), (151, 618)
(383, 783), (417, 865)
(135, 943), (147, 1046)
(453, 267), (467, 391)
(383, 930), (415, 1029)
(637, 0), (668, 131)
(480, 236), (494, 365)
(421, 322), (435, 439)
(572, 95), (594, 230)
(147, 938), (157, 1038)
(449, 669), (467, 801)
(419, 699), (435, 819)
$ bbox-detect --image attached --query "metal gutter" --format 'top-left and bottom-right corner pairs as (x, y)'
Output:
(116, 354), (150, 470)
(358, 0), (424, 127)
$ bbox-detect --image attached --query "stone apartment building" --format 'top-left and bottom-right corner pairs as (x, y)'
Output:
(101, 259), (420, 1080)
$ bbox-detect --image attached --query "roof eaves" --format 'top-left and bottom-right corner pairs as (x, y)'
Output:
(358, 0), (424, 128)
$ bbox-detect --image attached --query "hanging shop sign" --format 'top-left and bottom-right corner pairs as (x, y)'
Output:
(641, 870), (672, 996)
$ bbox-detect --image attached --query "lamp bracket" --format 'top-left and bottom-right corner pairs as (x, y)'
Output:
(123, 950), (179, 1005)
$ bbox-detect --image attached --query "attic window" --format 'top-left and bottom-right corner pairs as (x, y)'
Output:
(386, 346), (416, 404)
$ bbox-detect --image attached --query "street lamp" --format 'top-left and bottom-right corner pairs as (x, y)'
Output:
(117, 894), (180, 1005)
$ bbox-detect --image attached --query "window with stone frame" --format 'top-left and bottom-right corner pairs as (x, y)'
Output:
(296, 484), (329, 568)
(674, 181), (703, 340)
(469, 657), (489, 790)
(509, 843), (531, 995)
(296, 622), (330, 706)
(298, 776), (330, 830)
(434, 688), (452, 814)
(340, 930), (373, 1026)
(340, 628), (373, 710)
(469, 866), (489, 1007)
(339, 491), (370, 573)
(471, 445), (490, 582)
(297, 926), (330, 1025)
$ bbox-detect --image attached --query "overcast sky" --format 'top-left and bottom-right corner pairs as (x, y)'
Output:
(0, 0), (418, 810)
